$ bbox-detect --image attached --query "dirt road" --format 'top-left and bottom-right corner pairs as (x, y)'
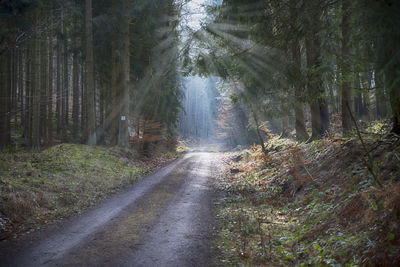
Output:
(0, 152), (222, 267)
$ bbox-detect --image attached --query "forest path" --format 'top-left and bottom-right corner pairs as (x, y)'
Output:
(0, 152), (223, 267)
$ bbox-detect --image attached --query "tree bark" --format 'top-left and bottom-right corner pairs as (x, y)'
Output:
(305, 3), (329, 140)
(81, 62), (86, 142)
(72, 17), (80, 140)
(99, 77), (106, 144)
(18, 47), (24, 136)
(118, 0), (131, 146)
(341, 0), (353, 135)
(40, 26), (49, 144)
(56, 16), (63, 135)
(47, 14), (54, 145)
(12, 49), (18, 134)
(292, 40), (309, 141)
(85, 0), (97, 145)
(306, 35), (322, 140)
(63, 18), (69, 138)
(0, 53), (11, 149)
(110, 0), (119, 146)
(32, 29), (41, 150)
(24, 45), (31, 141)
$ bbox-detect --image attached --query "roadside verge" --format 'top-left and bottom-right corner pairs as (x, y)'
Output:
(0, 144), (184, 241)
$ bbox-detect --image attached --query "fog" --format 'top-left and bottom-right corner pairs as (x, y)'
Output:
(178, 76), (220, 144)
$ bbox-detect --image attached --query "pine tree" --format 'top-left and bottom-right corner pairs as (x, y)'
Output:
(85, 0), (96, 145)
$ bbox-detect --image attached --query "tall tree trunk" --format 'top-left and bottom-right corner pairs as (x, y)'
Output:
(41, 28), (49, 144)
(32, 30), (41, 150)
(305, 2), (329, 140)
(292, 40), (308, 141)
(98, 77), (106, 144)
(0, 53), (11, 149)
(341, 0), (353, 135)
(7, 53), (12, 146)
(56, 18), (63, 135)
(18, 47), (24, 136)
(28, 41), (34, 146)
(63, 20), (69, 138)
(72, 20), (80, 140)
(85, 0), (97, 145)
(306, 35), (322, 140)
(24, 45), (31, 140)
(110, 0), (120, 146)
(81, 63), (86, 142)
(105, 72), (113, 142)
(12, 49), (18, 134)
(117, 0), (131, 146)
(47, 15), (54, 145)
(110, 35), (119, 145)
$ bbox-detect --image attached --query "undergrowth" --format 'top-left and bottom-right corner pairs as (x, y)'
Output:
(0, 144), (183, 240)
(216, 127), (400, 266)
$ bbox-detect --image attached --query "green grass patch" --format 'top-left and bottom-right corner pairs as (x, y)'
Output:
(0, 144), (181, 239)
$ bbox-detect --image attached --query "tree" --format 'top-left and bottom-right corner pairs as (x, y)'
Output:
(289, 3), (308, 141)
(0, 53), (11, 150)
(72, 15), (80, 140)
(31, 16), (41, 149)
(0, 0), (184, 150)
(85, 0), (96, 145)
(360, 0), (400, 134)
(341, 0), (353, 135)
(118, 0), (130, 146)
(304, 1), (329, 140)
(47, 10), (54, 145)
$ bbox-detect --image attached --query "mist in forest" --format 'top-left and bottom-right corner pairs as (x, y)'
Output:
(178, 76), (219, 144)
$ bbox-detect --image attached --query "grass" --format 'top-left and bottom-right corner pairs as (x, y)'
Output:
(0, 144), (184, 240)
(215, 125), (400, 266)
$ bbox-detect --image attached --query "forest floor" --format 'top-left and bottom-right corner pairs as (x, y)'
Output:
(0, 144), (185, 241)
(214, 122), (400, 266)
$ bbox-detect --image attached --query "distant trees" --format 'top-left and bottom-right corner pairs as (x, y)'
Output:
(178, 76), (219, 141)
(0, 0), (182, 151)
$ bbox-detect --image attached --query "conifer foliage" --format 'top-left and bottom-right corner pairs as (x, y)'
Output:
(187, 0), (400, 142)
(0, 0), (182, 151)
